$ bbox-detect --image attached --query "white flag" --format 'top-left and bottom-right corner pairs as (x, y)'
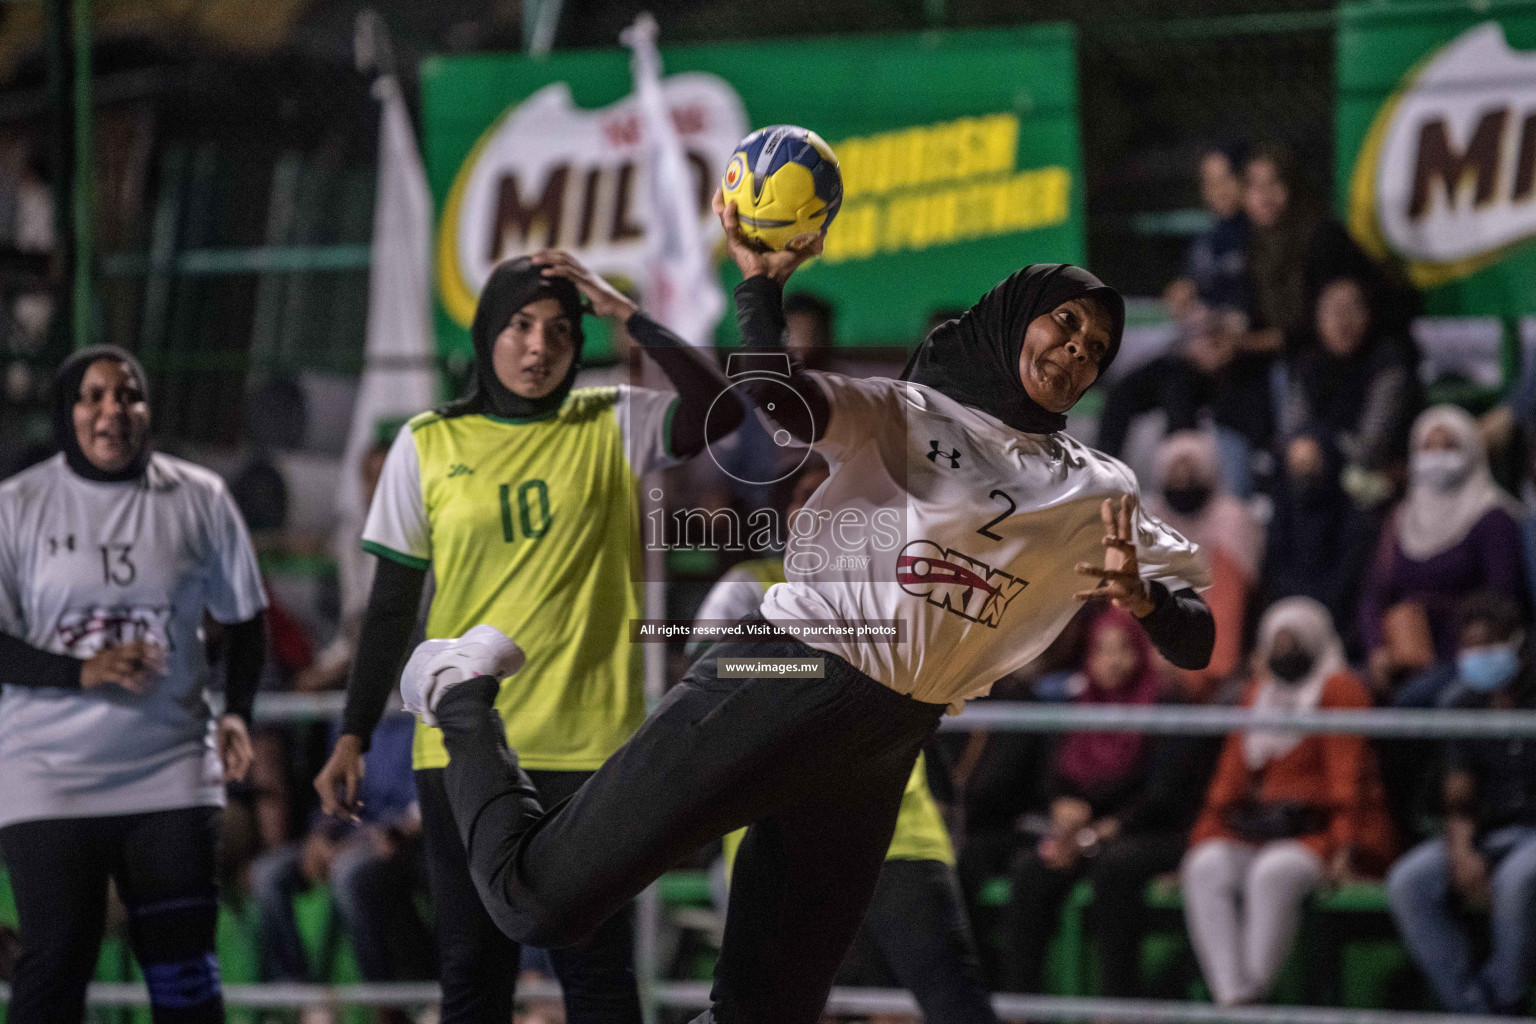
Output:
(338, 73), (438, 525)
(621, 13), (726, 346)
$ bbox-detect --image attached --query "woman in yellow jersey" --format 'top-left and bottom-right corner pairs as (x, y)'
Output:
(313, 251), (742, 1024)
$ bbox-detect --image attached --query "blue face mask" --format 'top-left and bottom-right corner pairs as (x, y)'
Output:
(1457, 643), (1522, 693)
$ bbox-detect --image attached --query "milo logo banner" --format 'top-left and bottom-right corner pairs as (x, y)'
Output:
(420, 25), (1084, 353)
(1338, 0), (1536, 314)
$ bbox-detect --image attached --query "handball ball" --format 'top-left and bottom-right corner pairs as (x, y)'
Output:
(720, 125), (843, 251)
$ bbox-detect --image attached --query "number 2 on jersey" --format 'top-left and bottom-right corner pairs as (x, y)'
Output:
(499, 479), (552, 543)
(976, 490), (1016, 541)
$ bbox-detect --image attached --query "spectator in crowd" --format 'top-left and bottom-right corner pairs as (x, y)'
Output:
(253, 714), (432, 991)
(1387, 594), (1536, 1015)
(1276, 275), (1420, 507)
(1264, 434), (1381, 650)
(1097, 145), (1250, 461)
(1147, 431), (1261, 698)
(1359, 405), (1525, 708)
(1183, 598), (1395, 1007)
(1243, 143), (1408, 352)
(998, 607), (1168, 993)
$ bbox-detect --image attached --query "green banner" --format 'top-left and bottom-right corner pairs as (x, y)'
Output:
(420, 25), (1084, 356)
(1336, 0), (1536, 316)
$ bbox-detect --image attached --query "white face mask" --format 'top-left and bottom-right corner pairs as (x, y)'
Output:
(1411, 448), (1473, 492)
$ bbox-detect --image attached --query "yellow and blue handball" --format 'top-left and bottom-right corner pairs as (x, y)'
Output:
(720, 125), (843, 252)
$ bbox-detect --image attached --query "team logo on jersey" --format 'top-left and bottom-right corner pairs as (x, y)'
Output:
(927, 440), (962, 468)
(57, 604), (173, 656)
(448, 463), (475, 478)
(895, 540), (1027, 627)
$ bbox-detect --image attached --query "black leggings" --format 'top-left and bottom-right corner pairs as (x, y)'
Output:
(0, 806), (223, 1024)
(837, 858), (999, 1023)
(416, 767), (642, 1024)
(435, 637), (944, 1024)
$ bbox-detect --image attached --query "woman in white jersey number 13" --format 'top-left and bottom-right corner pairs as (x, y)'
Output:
(0, 346), (268, 1024)
(398, 194), (1215, 1024)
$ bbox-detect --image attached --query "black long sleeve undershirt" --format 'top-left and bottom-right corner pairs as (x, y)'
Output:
(342, 557), (428, 750)
(0, 610), (267, 726)
(1138, 580), (1215, 670)
(732, 275), (831, 444)
(0, 630), (83, 689)
(625, 312), (744, 457)
(221, 612), (266, 726)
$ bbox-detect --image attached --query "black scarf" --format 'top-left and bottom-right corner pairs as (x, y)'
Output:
(52, 345), (153, 483)
(439, 257), (586, 421)
(902, 263), (1124, 434)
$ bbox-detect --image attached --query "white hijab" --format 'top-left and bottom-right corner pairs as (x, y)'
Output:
(1398, 405), (1520, 562)
(1244, 597), (1348, 771)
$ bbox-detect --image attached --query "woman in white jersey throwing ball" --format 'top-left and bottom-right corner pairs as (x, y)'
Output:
(0, 346), (268, 1024)
(396, 197), (1216, 1024)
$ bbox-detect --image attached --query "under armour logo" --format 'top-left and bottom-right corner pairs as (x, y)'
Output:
(927, 441), (961, 468)
(447, 464), (474, 478)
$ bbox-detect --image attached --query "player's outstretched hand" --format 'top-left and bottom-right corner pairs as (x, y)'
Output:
(1074, 495), (1157, 618)
(217, 714), (253, 783)
(529, 249), (638, 320)
(314, 733), (366, 821)
(713, 188), (822, 286)
(81, 639), (165, 695)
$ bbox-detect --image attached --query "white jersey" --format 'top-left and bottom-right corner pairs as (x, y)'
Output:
(760, 373), (1210, 707)
(0, 453), (267, 827)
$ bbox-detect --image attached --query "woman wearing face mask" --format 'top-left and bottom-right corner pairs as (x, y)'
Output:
(1149, 431), (1262, 698)
(312, 250), (743, 1024)
(1358, 405), (1526, 707)
(1387, 593), (1536, 1015)
(389, 190), (1217, 1024)
(0, 346), (268, 1024)
(1182, 598), (1395, 1008)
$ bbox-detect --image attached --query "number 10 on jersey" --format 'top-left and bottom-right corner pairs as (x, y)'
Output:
(499, 480), (552, 543)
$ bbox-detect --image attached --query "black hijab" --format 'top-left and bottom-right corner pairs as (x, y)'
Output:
(440, 256), (586, 421)
(52, 345), (152, 483)
(902, 263), (1124, 434)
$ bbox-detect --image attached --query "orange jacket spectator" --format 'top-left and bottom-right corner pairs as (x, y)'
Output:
(1192, 648), (1395, 874)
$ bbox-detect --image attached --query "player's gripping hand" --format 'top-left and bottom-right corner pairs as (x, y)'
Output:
(713, 188), (822, 286)
(529, 249), (638, 320)
(314, 733), (366, 821)
(81, 639), (165, 695)
(1074, 495), (1157, 619)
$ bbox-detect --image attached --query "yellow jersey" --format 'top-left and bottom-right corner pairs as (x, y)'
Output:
(361, 386), (679, 770)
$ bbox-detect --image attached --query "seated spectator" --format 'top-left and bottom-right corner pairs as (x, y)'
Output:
(1098, 145), (1250, 462)
(1360, 405), (1526, 707)
(1148, 431), (1261, 698)
(1277, 275), (1420, 505)
(1183, 598), (1394, 1007)
(1264, 434), (1381, 650)
(252, 715), (432, 990)
(999, 607), (1168, 993)
(1387, 594), (1536, 1015)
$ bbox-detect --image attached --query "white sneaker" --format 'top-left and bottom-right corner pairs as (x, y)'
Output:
(400, 625), (526, 726)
